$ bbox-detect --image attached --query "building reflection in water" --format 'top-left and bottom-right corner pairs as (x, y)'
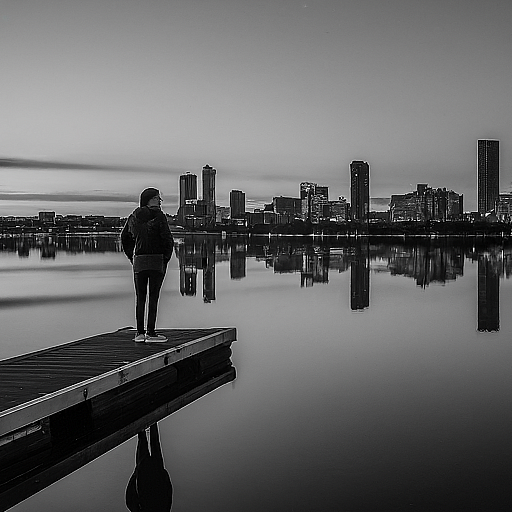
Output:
(477, 250), (501, 332)
(386, 244), (464, 288)
(300, 246), (329, 287)
(3, 234), (511, 331)
(230, 240), (246, 280)
(350, 243), (370, 311)
(203, 237), (216, 302)
(176, 237), (216, 302)
(177, 241), (198, 297)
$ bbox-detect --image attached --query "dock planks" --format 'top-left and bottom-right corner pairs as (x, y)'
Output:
(0, 326), (236, 438)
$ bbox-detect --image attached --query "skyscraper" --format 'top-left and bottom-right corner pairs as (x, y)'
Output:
(477, 139), (499, 214)
(300, 182), (316, 222)
(179, 172), (197, 207)
(300, 182), (328, 223)
(202, 164), (216, 226)
(230, 189), (245, 219)
(350, 161), (370, 221)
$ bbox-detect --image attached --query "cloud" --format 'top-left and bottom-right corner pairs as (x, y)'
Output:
(0, 157), (172, 173)
(0, 192), (138, 203)
(0, 292), (129, 309)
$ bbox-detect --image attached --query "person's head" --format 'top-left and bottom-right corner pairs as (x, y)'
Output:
(139, 187), (162, 209)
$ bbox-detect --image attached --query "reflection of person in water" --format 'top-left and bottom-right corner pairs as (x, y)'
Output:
(126, 423), (173, 511)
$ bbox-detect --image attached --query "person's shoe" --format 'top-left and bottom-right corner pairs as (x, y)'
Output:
(145, 332), (167, 343)
(134, 333), (146, 343)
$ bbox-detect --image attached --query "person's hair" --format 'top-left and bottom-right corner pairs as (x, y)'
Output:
(139, 188), (160, 207)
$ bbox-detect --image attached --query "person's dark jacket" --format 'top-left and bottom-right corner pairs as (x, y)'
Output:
(121, 207), (174, 271)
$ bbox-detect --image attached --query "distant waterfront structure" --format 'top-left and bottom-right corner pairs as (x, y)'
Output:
(389, 184), (463, 222)
(39, 211), (56, 224)
(477, 139), (499, 214)
(216, 206), (230, 224)
(230, 189), (245, 219)
(350, 161), (370, 221)
(497, 194), (512, 221)
(179, 172), (197, 207)
(202, 164), (217, 226)
(329, 197), (350, 222)
(273, 196), (301, 218)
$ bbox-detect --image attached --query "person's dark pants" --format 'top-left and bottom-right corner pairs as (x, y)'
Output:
(134, 270), (165, 334)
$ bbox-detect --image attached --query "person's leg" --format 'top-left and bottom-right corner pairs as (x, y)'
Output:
(134, 271), (150, 334)
(136, 431), (150, 465)
(146, 271), (165, 335)
(149, 423), (165, 467)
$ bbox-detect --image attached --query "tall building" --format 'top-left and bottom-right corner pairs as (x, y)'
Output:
(179, 172), (197, 207)
(202, 164), (216, 226)
(300, 182), (328, 223)
(300, 182), (316, 222)
(230, 189), (245, 219)
(350, 161), (370, 221)
(477, 139), (499, 214)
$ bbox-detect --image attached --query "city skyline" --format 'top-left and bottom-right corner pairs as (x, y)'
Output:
(0, 154), (485, 221)
(1, 1), (511, 216)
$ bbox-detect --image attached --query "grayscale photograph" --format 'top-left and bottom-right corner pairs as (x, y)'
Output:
(1, 1), (511, 511)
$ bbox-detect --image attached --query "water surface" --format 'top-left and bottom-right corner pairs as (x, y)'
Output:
(1, 235), (511, 511)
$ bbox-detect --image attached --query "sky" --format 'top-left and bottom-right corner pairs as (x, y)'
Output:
(1, 0), (511, 216)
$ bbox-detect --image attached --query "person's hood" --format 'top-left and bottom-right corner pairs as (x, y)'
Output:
(132, 206), (160, 223)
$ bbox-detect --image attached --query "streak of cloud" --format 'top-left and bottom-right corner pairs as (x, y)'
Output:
(0, 157), (173, 173)
(0, 292), (130, 309)
(0, 192), (139, 203)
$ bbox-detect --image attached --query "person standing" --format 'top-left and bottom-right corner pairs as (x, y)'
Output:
(121, 188), (174, 342)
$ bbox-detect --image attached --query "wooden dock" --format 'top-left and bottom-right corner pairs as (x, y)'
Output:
(0, 326), (236, 438)
(0, 326), (236, 510)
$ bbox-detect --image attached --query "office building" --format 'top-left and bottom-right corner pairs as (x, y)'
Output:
(329, 197), (350, 222)
(273, 196), (301, 218)
(497, 194), (512, 221)
(300, 182), (329, 223)
(350, 161), (370, 221)
(230, 189), (245, 219)
(179, 172), (197, 207)
(477, 139), (499, 214)
(389, 184), (463, 222)
(39, 211), (56, 224)
(202, 164), (217, 226)
(300, 182), (316, 222)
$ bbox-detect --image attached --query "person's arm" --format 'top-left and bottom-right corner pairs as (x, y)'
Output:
(160, 214), (174, 264)
(120, 217), (135, 263)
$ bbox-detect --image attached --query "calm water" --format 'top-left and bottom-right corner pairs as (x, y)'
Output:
(1, 234), (511, 511)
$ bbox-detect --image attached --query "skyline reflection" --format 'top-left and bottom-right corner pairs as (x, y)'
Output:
(1, 234), (509, 331)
